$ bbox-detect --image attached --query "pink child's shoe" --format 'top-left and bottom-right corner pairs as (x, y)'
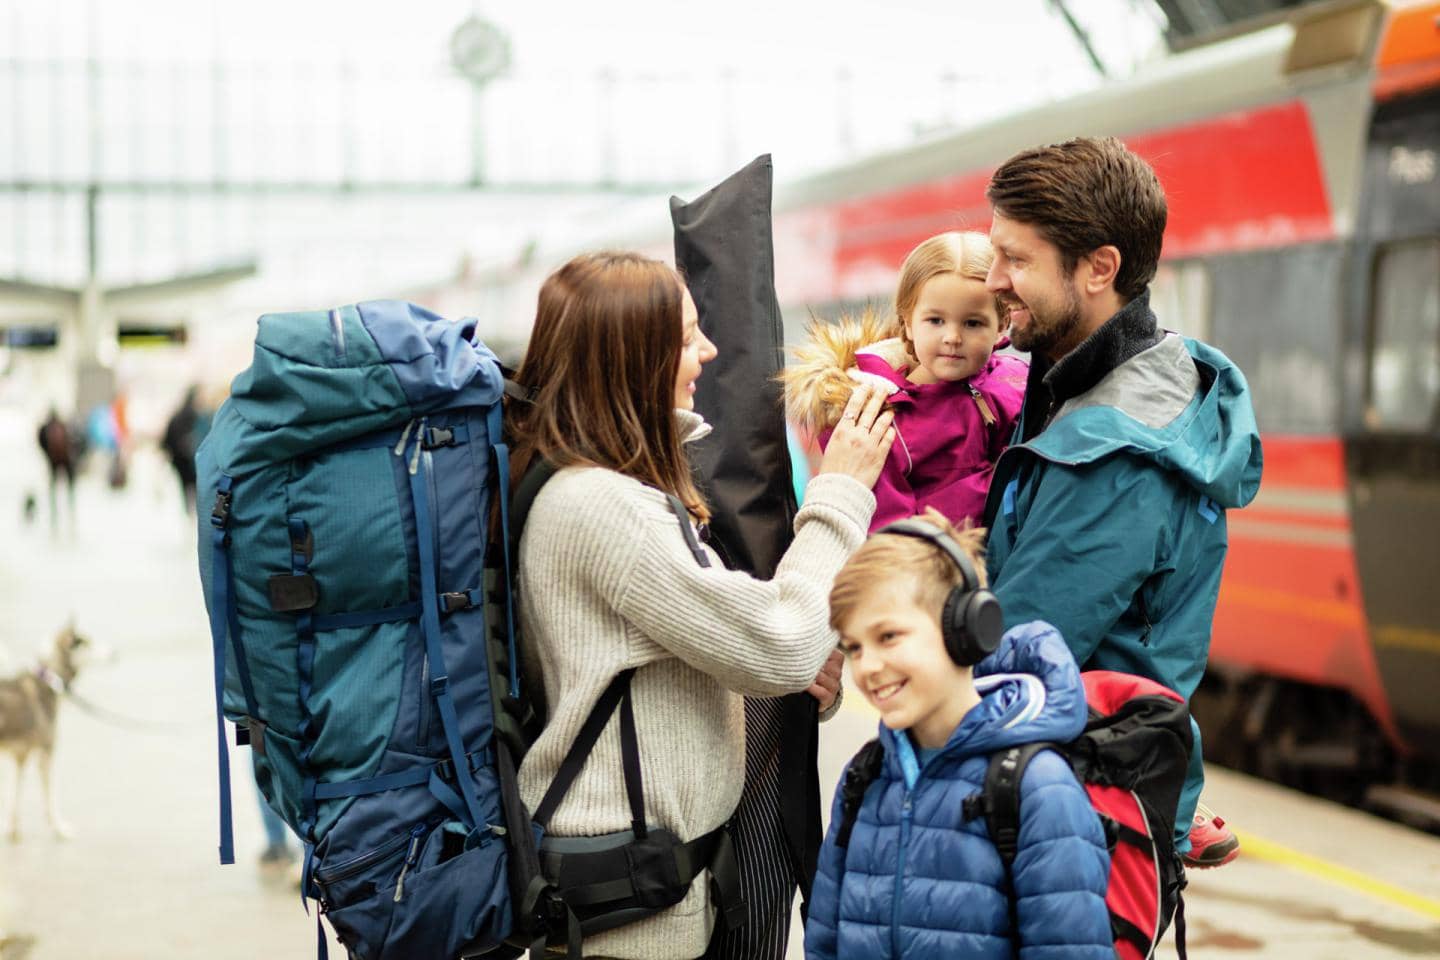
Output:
(1183, 802), (1240, 869)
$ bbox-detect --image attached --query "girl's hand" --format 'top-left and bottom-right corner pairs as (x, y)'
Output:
(807, 649), (844, 713)
(818, 384), (895, 489)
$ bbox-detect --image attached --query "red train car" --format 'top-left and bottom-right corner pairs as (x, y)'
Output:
(753, 1), (1439, 816)
(471, 1), (1440, 820)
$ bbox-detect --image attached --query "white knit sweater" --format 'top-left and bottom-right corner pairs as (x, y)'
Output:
(515, 431), (874, 958)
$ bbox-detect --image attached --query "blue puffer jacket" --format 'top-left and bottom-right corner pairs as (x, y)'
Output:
(805, 623), (1112, 960)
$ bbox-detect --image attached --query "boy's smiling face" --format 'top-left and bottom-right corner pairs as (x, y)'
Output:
(837, 575), (977, 749)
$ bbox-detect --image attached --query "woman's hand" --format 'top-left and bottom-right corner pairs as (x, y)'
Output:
(818, 384), (895, 489)
(808, 648), (844, 713)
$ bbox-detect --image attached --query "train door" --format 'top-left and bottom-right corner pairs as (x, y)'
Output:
(1347, 87), (1440, 766)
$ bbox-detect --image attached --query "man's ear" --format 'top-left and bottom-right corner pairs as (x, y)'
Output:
(1082, 245), (1122, 294)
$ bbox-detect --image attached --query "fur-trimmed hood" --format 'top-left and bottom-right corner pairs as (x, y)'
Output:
(780, 309), (911, 434)
(781, 311), (1018, 434)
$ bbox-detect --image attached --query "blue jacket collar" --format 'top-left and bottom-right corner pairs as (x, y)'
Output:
(881, 621), (1088, 786)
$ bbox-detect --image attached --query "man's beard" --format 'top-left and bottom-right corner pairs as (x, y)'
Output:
(1007, 279), (1083, 359)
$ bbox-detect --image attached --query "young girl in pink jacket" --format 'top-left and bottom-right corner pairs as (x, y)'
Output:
(784, 231), (1027, 531)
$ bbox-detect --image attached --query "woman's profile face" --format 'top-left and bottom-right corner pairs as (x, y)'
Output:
(673, 285), (716, 411)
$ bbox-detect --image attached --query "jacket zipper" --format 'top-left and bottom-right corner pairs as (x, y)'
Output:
(891, 790), (914, 958)
(968, 384), (997, 426)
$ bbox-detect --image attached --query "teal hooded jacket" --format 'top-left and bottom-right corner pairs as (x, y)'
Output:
(983, 323), (1262, 843)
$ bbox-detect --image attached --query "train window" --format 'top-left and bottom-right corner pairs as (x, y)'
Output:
(1151, 260), (1210, 341)
(1368, 240), (1440, 432)
(1207, 245), (1343, 434)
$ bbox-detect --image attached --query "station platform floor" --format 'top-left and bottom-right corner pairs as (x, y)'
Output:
(1, 410), (1436, 959)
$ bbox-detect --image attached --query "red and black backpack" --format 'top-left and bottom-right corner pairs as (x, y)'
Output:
(836, 670), (1193, 960)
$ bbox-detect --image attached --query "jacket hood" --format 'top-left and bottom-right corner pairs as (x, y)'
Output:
(882, 620), (1088, 777)
(1033, 334), (1262, 509)
(781, 308), (901, 433)
(781, 309), (1016, 434)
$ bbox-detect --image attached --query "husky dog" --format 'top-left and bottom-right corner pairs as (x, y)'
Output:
(0, 623), (90, 841)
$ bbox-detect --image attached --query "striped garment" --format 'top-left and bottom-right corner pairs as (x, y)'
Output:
(705, 695), (797, 960)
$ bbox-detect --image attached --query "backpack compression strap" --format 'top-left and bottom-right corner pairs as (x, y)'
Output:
(204, 474), (265, 865)
(406, 422), (489, 834)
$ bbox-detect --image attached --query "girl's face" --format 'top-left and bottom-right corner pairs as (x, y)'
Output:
(674, 286), (717, 410)
(903, 273), (1001, 385)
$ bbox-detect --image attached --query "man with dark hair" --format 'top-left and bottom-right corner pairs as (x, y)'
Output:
(981, 136), (1263, 868)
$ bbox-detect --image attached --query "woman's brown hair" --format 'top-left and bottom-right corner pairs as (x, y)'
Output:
(507, 251), (710, 522)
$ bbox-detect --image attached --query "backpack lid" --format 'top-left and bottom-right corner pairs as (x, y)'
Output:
(211, 301), (504, 475)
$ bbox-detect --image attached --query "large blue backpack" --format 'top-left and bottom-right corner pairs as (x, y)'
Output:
(197, 301), (742, 960)
(196, 301), (524, 959)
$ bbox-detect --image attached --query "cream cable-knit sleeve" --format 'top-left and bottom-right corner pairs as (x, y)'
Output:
(526, 468), (874, 696)
(612, 472), (874, 695)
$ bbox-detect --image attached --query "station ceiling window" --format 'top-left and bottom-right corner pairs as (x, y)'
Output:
(1151, 0), (1320, 49)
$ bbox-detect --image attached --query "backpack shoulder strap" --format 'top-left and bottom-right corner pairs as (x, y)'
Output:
(509, 458), (560, 563)
(662, 494), (711, 568)
(972, 741), (1054, 869)
(835, 738), (884, 849)
(964, 741), (1054, 946)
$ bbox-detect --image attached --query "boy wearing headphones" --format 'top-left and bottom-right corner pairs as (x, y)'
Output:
(804, 509), (1113, 960)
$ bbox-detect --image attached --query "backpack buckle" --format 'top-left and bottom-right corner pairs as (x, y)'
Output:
(422, 426), (456, 449)
(210, 490), (232, 528)
(441, 591), (472, 613)
(290, 527), (313, 564)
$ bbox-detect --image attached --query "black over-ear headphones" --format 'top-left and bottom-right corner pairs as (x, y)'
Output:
(875, 519), (1004, 667)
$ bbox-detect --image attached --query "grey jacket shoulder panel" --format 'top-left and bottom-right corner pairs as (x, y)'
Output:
(1054, 333), (1199, 431)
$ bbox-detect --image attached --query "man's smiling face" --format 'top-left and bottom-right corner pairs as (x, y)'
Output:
(985, 211), (1084, 361)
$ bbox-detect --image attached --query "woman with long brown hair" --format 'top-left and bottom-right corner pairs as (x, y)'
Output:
(507, 251), (893, 959)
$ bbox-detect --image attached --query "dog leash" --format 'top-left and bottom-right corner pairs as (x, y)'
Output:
(36, 668), (189, 733)
(62, 687), (190, 732)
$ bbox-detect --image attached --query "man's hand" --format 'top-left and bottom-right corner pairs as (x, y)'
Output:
(808, 649), (845, 713)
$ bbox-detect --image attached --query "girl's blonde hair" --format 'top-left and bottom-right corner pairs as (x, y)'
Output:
(892, 231), (1003, 363)
(507, 251), (710, 522)
(829, 508), (987, 631)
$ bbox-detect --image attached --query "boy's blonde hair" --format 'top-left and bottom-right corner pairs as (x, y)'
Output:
(893, 231), (1003, 364)
(829, 508), (988, 632)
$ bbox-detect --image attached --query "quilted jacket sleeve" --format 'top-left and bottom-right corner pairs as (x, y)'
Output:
(803, 784), (848, 960)
(1011, 750), (1113, 960)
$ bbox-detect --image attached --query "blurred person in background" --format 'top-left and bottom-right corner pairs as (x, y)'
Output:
(36, 408), (78, 534)
(85, 394), (127, 491)
(161, 386), (209, 515)
(254, 774), (297, 873)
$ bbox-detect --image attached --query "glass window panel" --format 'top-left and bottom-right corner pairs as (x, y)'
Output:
(1151, 259), (1211, 341)
(1369, 239), (1440, 432)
